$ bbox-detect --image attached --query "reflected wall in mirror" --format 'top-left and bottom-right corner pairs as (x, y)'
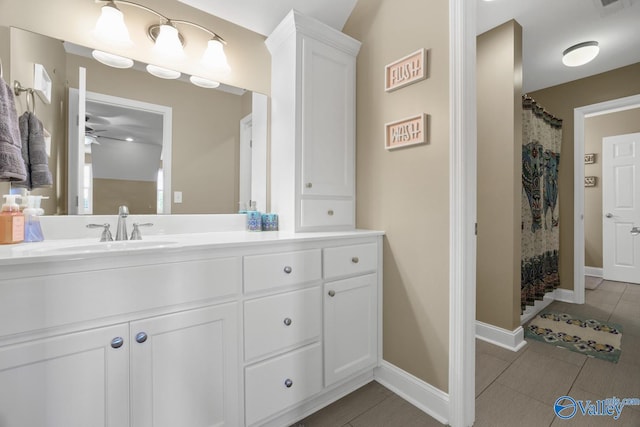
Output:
(4, 26), (268, 215)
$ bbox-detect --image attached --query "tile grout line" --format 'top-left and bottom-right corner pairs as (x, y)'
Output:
(345, 393), (396, 425)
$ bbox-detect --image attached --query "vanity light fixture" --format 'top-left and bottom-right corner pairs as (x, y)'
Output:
(146, 64), (181, 80)
(93, 0), (230, 75)
(91, 50), (134, 69)
(562, 41), (599, 67)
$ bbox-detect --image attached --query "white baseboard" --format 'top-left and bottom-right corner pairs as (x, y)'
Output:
(553, 288), (576, 303)
(520, 293), (555, 324)
(585, 267), (603, 278)
(475, 320), (527, 352)
(374, 361), (449, 425)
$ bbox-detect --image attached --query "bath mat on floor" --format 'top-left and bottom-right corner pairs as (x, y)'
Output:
(525, 311), (622, 363)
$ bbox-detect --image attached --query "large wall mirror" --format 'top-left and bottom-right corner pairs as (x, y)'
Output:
(4, 26), (268, 216)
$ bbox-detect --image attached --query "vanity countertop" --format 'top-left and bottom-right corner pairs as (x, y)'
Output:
(0, 229), (384, 266)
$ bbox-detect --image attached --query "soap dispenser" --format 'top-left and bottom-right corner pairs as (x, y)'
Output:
(0, 194), (25, 244)
(23, 195), (47, 242)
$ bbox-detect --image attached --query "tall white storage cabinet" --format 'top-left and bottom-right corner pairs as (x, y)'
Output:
(267, 10), (361, 232)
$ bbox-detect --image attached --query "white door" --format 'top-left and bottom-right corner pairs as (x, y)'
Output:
(324, 273), (377, 386)
(603, 132), (640, 283)
(130, 303), (239, 427)
(0, 324), (130, 427)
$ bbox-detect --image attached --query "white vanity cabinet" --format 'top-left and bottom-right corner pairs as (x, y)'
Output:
(323, 243), (379, 386)
(0, 254), (241, 427)
(267, 10), (361, 232)
(0, 323), (130, 427)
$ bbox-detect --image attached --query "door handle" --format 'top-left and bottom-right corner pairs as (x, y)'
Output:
(631, 227), (640, 236)
(605, 213), (613, 218)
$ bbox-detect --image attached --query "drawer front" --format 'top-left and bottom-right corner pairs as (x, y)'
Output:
(244, 287), (321, 361)
(245, 343), (322, 426)
(244, 249), (321, 294)
(300, 199), (354, 229)
(324, 243), (378, 279)
(0, 257), (240, 338)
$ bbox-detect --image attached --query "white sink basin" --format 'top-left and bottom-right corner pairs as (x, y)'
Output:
(20, 240), (180, 256)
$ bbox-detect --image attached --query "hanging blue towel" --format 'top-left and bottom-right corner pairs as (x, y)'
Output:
(14, 111), (53, 189)
(0, 78), (27, 181)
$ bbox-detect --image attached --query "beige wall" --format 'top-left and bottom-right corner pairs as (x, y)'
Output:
(344, 0), (450, 392)
(0, 0), (270, 94)
(3, 28), (67, 215)
(530, 62), (640, 289)
(93, 178), (156, 214)
(584, 108), (640, 268)
(67, 54), (245, 214)
(476, 21), (522, 331)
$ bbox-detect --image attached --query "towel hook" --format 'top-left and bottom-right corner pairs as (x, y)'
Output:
(13, 80), (36, 114)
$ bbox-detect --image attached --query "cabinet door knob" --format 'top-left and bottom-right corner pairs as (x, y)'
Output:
(283, 266), (292, 274)
(328, 290), (336, 297)
(351, 256), (359, 264)
(605, 213), (613, 218)
(284, 378), (293, 388)
(284, 317), (292, 326)
(305, 182), (313, 188)
(111, 337), (124, 349)
(327, 210), (334, 216)
(135, 332), (148, 344)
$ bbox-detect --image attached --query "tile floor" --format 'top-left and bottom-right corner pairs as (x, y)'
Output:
(292, 280), (640, 426)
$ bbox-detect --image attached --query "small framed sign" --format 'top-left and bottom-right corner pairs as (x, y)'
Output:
(585, 176), (597, 187)
(385, 49), (427, 92)
(584, 153), (596, 164)
(385, 114), (427, 150)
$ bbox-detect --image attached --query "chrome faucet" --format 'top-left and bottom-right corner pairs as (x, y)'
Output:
(115, 205), (129, 241)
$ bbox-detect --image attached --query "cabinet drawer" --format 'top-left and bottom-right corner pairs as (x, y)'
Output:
(244, 287), (321, 361)
(300, 199), (354, 229)
(324, 243), (378, 279)
(245, 343), (322, 426)
(244, 249), (321, 294)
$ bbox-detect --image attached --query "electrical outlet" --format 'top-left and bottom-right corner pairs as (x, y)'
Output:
(173, 191), (182, 203)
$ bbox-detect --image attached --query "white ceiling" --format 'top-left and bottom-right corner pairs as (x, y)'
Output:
(478, 0), (640, 92)
(179, 0), (640, 94)
(178, 0), (358, 36)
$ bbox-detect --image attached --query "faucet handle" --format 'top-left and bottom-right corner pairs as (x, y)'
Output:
(87, 223), (114, 242)
(130, 222), (153, 240)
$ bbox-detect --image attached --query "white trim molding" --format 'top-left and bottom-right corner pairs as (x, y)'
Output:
(449, 0), (477, 426)
(574, 94), (640, 306)
(585, 267), (603, 278)
(553, 288), (576, 304)
(375, 362), (449, 425)
(476, 321), (527, 352)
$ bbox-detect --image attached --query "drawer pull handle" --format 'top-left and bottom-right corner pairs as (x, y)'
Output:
(328, 290), (336, 297)
(111, 337), (124, 349)
(284, 317), (292, 326)
(135, 332), (148, 344)
(284, 378), (293, 388)
(283, 266), (292, 274)
(352, 256), (359, 264)
(305, 182), (313, 188)
(327, 210), (334, 216)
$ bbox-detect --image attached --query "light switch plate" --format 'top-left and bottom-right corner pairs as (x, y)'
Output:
(173, 191), (182, 203)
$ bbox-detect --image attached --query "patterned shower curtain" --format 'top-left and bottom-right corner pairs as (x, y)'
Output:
(521, 95), (562, 312)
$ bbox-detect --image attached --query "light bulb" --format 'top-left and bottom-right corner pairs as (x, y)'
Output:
(201, 39), (231, 75)
(153, 24), (185, 60)
(93, 2), (132, 48)
(189, 75), (220, 89)
(146, 64), (181, 79)
(92, 50), (134, 69)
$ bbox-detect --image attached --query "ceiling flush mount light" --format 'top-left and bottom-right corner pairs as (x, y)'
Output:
(91, 50), (134, 69)
(92, 0), (230, 75)
(189, 75), (220, 89)
(562, 41), (600, 67)
(146, 64), (181, 80)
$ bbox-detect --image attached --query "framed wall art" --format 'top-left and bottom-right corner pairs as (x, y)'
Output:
(584, 153), (596, 164)
(384, 114), (427, 150)
(385, 48), (427, 92)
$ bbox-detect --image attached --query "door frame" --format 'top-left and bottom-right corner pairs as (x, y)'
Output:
(573, 93), (640, 303)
